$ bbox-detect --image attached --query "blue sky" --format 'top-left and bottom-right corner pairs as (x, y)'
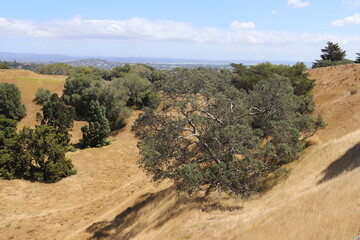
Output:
(1, 0), (360, 61)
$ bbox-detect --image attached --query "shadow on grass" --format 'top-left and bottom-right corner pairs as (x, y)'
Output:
(86, 186), (242, 240)
(86, 186), (191, 240)
(318, 142), (360, 184)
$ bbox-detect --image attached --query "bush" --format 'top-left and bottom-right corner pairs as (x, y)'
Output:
(312, 59), (354, 68)
(34, 88), (52, 105)
(0, 123), (76, 182)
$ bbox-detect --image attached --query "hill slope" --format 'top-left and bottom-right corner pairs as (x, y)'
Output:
(0, 65), (360, 240)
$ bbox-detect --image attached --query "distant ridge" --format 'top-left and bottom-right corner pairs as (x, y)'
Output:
(0, 52), (312, 68)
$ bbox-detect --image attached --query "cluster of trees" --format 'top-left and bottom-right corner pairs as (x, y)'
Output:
(1, 57), (327, 194)
(0, 83), (76, 182)
(0, 61), (39, 71)
(312, 42), (358, 68)
(61, 64), (160, 147)
(132, 63), (324, 197)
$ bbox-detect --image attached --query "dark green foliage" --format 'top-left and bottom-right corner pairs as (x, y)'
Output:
(100, 78), (131, 130)
(132, 66), (322, 197)
(34, 63), (73, 75)
(231, 62), (315, 96)
(312, 59), (354, 68)
(0, 122), (76, 182)
(11, 125), (76, 182)
(355, 53), (360, 64)
(62, 72), (104, 117)
(0, 83), (26, 121)
(81, 100), (111, 148)
(312, 42), (353, 68)
(41, 94), (75, 146)
(34, 88), (52, 105)
(118, 73), (160, 108)
(109, 64), (132, 79)
(0, 62), (9, 69)
(320, 42), (346, 61)
(0, 115), (18, 179)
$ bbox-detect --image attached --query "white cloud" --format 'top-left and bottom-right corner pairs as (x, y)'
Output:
(287, 0), (311, 8)
(230, 21), (255, 30)
(0, 17), (359, 48)
(270, 10), (278, 14)
(331, 13), (360, 26)
(0, 18), (53, 38)
(342, 0), (360, 8)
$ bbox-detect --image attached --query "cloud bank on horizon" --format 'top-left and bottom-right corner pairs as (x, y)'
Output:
(0, 16), (357, 45)
(0, 0), (360, 61)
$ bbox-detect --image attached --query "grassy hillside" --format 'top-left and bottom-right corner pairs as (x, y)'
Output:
(0, 66), (360, 240)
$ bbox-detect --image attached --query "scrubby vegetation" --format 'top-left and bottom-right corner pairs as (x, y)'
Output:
(132, 63), (324, 197)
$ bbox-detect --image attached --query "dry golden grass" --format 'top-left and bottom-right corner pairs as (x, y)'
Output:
(0, 69), (66, 129)
(1, 66), (360, 240)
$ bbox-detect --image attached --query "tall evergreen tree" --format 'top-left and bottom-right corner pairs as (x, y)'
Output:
(355, 53), (360, 63)
(81, 100), (110, 148)
(320, 41), (346, 61)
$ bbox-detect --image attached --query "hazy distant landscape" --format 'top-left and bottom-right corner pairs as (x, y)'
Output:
(0, 52), (312, 70)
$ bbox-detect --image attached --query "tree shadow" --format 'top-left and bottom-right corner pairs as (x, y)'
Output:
(86, 186), (242, 240)
(318, 142), (360, 184)
(86, 186), (192, 240)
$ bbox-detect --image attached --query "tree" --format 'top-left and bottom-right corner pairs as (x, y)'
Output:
(0, 115), (18, 179)
(356, 53), (360, 63)
(34, 63), (73, 75)
(62, 72), (104, 117)
(0, 121), (76, 182)
(0, 83), (26, 121)
(132, 68), (318, 197)
(81, 100), (110, 148)
(0, 62), (9, 69)
(320, 41), (346, 62)
(100, 78), (131, 130)
(34, 88), (52, 105)
(118, 73), (159, 108)
(312, 42), (352, 68)
(12, 125), (76, 182)
(41, 94), (75, 146)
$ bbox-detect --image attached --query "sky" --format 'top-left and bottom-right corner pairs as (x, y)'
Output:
(1, 0), (360, 62)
